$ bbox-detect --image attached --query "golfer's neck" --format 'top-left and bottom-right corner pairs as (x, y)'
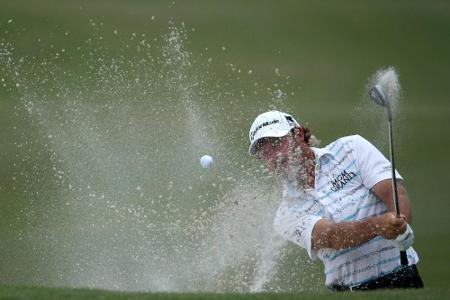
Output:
(298, 150), (316, 189)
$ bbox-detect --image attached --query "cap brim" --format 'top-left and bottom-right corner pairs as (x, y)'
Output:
(248, 128), (291, 156)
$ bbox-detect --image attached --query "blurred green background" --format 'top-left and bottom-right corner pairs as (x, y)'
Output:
(1, 0), (449, 292)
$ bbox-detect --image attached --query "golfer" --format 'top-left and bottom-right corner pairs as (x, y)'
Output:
(248, 110), (424, 291)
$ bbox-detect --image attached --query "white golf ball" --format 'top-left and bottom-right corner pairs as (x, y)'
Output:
(200, 155), (214, 168)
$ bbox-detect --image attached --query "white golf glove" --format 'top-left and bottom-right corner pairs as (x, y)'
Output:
(392, 224), (414, 251)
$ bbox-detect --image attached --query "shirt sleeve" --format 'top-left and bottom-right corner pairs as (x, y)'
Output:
(351, 135), (403, 189)
(273, 205), (322, 260)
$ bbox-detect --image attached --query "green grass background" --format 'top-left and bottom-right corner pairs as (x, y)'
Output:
(1, 0), (450, 298)
(0, 285), (449, 300)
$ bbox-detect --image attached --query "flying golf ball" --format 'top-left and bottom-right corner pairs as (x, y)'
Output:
(200, 155), (214, 168)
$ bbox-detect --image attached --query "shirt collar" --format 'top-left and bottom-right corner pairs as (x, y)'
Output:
(312, 147), (333, 164)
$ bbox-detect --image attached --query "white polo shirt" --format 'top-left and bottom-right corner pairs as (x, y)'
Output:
(273, 135), (419, 287)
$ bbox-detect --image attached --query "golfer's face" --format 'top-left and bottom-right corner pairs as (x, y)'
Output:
(255, 135), (292, 171)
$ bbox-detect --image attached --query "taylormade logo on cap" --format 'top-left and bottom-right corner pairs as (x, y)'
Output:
(248, 110), (300, 155)
(250, 119), (280, 140)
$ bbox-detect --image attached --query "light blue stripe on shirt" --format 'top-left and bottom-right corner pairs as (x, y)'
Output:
(343, 158), (356, 171)
(325, 245), (395, 275)
(341, 201), (379, 222)
(332, 140), (351, 158)
(332, 190), (371, 213)
(339, 254), (401, 281)
(326, 236), (383, 261)
(328, 140), (341, 152)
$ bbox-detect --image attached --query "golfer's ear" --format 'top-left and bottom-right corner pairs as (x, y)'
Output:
(293, 127), (305, 141)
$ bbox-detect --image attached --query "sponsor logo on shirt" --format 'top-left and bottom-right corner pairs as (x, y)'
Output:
(330, 170), (356, 192)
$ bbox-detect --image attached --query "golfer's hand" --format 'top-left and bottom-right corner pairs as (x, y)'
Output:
(372, 212), (407, 240)
(392, 224), (414, 250)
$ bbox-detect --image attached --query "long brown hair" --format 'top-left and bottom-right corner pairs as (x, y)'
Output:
(291, 126), (320, 147)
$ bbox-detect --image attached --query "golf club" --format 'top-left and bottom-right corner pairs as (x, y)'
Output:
(368, 84), (408, 266)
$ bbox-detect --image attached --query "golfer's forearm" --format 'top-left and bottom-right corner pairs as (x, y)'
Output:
(397, 186), (412, 223)
(372, 180), (412, 223)
(312, 218), (379, 250)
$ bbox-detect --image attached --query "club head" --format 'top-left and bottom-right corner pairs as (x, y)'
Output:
(368, 84), (389, 107)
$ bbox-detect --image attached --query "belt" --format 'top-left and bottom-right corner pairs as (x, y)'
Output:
(328, 264), (424, 291)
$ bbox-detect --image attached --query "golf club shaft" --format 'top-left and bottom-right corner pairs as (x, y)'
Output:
(388, 118), (408, 266)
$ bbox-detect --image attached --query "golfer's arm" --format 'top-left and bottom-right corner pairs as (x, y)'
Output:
(311, 180), (412, 250)
(371, 179), (412, 223)
(311, 218), (380, 250)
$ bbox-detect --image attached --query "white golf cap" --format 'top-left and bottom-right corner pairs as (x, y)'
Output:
(248, 110), (300, 156)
